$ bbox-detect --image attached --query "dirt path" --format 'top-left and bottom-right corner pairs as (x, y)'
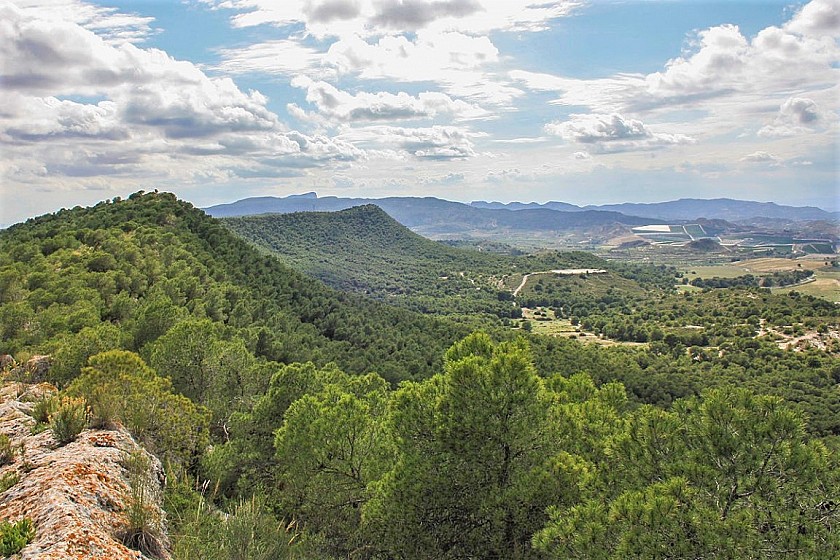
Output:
(512, 273), (532, 297)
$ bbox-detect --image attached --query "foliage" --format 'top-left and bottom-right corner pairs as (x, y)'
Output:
(66, 350), (210, 466)
(0, 471), (19, 494)
(30, 394), (59, 425)
(0, 434), (12, 466)
(690, 269), (814, 288)
(0, 518), (35, 556)
(165, 470), (300, 560)
(274, 371), (391, 555)
(50, 396), (88, 445)
(2, 192), (838, 558)
(120, 450), (167, 559)
(534, 389), (840, 559)
(0, 192), (466, 387)
(224, 206), (672, 324)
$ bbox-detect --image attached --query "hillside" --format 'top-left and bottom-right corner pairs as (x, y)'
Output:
(1, 193), (838, 559)
(0, 192), (464, 386)
(223, 205), (660, 321)
(206, 194), (651, 235)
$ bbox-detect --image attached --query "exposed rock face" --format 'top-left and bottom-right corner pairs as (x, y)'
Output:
(0, 382), (170, 559)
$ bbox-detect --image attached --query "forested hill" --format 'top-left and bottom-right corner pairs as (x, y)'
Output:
(206, 194), (651, 234)
(223, 205), (639, 320)
(0, 192), (465, 385)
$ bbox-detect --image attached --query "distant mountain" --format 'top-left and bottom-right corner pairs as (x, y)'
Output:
(583, 198), (837, 222)
(208, 194), (836, 227)
(471, 200), (582, 212)
(205, 194), (650, 234)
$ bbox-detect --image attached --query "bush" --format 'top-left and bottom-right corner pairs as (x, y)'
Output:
(0, 518), (35, 556)
(119, 450), (167, 559)
(67, 350), (210, 466)
(30, 394), (59, 425)
(50, 397), (88, 445)
(0, 434), (12, 466)
(0, 471), (18, 493)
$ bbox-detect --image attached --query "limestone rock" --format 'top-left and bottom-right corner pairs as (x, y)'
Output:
(0, 382), (170, 559)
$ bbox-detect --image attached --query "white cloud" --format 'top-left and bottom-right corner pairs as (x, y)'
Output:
(511, 0), (840, 141)
(208, 0), (581, 37)
(545, 113), (695, 153)
(0, 0), (369, 197)
(215, 40), (331, 77)
(11, 0), (156, 44)
(289, 75), (488, 122)
(214, 13), (527, 105)
(340, 124), (477, 158)
(758, 96), (827, 137)
(785, 0), (840, 36)
(740, 151), (781, 165)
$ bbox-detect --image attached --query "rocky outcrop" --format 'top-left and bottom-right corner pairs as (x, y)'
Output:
(0, 382), (170, 559)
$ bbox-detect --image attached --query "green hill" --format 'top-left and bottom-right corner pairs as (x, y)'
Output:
(223, 205), (637, 322)
(0, 192), (465, 386)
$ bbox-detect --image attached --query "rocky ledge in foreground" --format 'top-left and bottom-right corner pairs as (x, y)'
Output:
(0, 382), (169, 559)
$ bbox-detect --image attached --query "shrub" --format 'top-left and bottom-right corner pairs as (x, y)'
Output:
(50, 397), (88, 445)
(119, 451), (167, 559)
(0, 434), (12, 466)
(0, 471), (19, 493)
(0, 518), (35, 556)
(30, 394), (59, 425)
(67, 350), (210, 466)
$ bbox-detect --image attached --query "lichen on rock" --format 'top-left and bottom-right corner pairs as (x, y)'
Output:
(0, 382), (170, 559)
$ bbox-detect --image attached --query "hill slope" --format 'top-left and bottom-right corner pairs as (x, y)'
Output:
(0, 192), (465, 385)
(223, 205), (671, 321)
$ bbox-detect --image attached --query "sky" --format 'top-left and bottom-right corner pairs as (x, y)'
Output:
(1, 0), (838, 226)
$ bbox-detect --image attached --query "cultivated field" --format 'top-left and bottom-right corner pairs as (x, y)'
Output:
(683, 257), (839, 302)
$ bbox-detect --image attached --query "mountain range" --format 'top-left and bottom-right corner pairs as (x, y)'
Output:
(206, 193), (837, 226)
(473, 198), (837, 222)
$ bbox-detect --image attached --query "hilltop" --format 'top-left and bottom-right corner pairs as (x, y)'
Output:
(0, 192), (464, 386)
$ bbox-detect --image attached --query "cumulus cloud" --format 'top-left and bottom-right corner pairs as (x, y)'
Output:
(511, 0), (840, 133)
(545, 113), (695, 153)
(740, 151), (781, 165)
(340, 125), (477, 158)
(12, 0), (156, 44)
(785, 0), (840, 36)
(0, 0), (368, 195)
(214, 9), (527, 105)
(758, 97), (827, 137)
(215, 40), (330, 77)
(289, 76), (488, 122)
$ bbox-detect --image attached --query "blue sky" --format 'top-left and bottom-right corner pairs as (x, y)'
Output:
(1, 0), (838, 226)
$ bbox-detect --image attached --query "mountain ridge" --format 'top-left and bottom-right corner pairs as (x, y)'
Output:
(206, 193), (837, 225)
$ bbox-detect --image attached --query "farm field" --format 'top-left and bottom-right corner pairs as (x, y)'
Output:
(683, 257), (839, 302)
(775, 270), (840, 302)
(685, 257), (835, 277)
